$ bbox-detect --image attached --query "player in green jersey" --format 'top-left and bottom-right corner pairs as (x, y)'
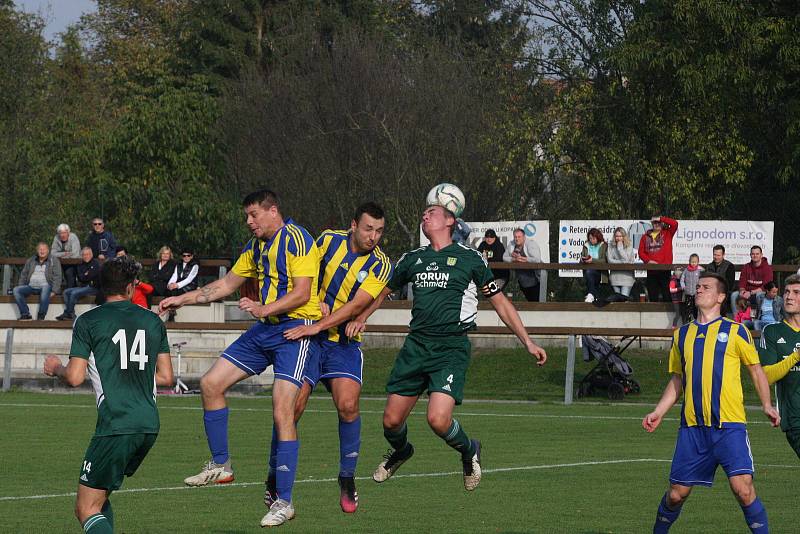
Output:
(758, 274), (800, 458)
(350, 204), (547, 492)
(43, 256), (174, 534)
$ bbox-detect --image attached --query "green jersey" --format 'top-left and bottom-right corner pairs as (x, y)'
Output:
(758, 321), (800, 431)
(389, 243), (499, 336)
(70, 300), (170, 436)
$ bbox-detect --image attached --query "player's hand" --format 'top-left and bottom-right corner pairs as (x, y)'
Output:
(239, 297), (267, 318)
(763, 405), (781, 428)
(43, 355), (63, 377)
(320, 302), (331, 317)
(642, 412), (662, 433)
(526, 341), (547, 366)
(345, 320), (366, 338)
(158, 296), (183, 315)
(284, 323), (321, 340)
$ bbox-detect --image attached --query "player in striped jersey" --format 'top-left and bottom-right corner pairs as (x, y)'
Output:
(278, 202), (392, 513)
(159, 189), (321, 527)
(643, 272), (779, 534)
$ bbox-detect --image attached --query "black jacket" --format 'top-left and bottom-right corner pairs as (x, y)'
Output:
(76, 259), (101, 288)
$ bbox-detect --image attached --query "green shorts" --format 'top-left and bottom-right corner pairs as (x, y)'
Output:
(79, 433), (158, 491)
(786, 429), (800, 460)
(386, 333), (471, 404)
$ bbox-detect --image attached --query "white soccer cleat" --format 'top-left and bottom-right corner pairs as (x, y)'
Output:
(463, 440), (482, 491)
(260, 499), (295, 527)
(373, 444), (414, 483)
(184, 459), (234, 486)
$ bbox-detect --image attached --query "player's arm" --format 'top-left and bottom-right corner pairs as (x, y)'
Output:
(285, 289), (376, 340)
(642, 373), (683, 433)
(159, 271), (246, 313)
(155, 352), (174, 386)
(762, 352), (800, 384)
(43, 355), (88, 387)
(239, 276), (313, 319)
(487, 289), (547, 366)
(345, 286), (392, 338)
(747, 363), (780, 427)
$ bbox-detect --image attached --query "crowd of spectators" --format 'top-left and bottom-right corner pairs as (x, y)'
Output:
(10, 218), (200, 321)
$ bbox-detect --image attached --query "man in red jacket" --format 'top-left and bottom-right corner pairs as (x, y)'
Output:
(732, 246), (773, 308)
(638, 215), (679, 302)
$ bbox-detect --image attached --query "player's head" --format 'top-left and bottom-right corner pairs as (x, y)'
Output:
(101, 256), (140, 299)
(421, 205), (455, 239)
(351, 202), (385, 253)
(783, 275), (800, 316)
(242, 189), (283, 239)
(695, 272), (727, 312)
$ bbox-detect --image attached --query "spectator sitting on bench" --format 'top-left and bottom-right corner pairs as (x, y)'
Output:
(57, 247), (101, 321)
(754, 281), (783, 332)
(734, 296), (754, 329)
(150, 246), (176, 297)
(14, 242), (62, 321)
(51, 223), (81, 289)
(731, 245), (773, 307)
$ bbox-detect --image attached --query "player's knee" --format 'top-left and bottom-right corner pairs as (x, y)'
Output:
(732, 483), (756, 505)
(199, 372), (224, 398)
(426, 412), (450, 434)
(74, 500), (97, 522)
(382, 412), (404, 430)
(336, 399), (359, 422)
(667, 488), (688, 507)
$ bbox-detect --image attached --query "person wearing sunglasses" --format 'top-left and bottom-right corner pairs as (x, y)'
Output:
(168, 249), (200, 295)
(86, 218), (118, 261)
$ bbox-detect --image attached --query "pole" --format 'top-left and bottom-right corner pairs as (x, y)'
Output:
(564, 334), (575, 405)
(3, 328), (13, 392)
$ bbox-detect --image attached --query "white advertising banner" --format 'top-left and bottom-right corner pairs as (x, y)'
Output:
(558, 220), (774, 277)
(420, 220), (550, 262)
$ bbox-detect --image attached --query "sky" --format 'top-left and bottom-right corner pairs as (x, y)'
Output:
(15, 0), (97, 42)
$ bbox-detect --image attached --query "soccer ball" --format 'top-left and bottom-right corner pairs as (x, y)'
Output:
(426, 183), (465, 217)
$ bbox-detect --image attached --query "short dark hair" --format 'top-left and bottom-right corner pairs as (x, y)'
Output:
(513, 228), (525, 236)
(116, 246), (127, 255)
(354, 202), (384, 223)
(785, 274), (800, 287)
(712, 245), (725, 253)
(764, 281), (778, 292)
(689, 253), (699, 260)
(699, 272), (728, 294)
(101, 256), (140, 296)
(751, 245), (763, 253)
(242, 189), (280, 210)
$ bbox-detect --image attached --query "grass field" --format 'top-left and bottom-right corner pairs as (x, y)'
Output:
(2, 387), (798, 533)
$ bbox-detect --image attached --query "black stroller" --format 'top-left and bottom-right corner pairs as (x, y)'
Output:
(577, 335), (640, 400)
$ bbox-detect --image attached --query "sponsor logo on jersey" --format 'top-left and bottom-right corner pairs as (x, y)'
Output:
(414, 271), (449, 288)
(415, 258), (422, 265)
(426, 261), (439, 271)
(778, 337), (787, 344)
(357, 270), (368, 283)
(717, 332), (728, 342)
(447, 257), (457, 266)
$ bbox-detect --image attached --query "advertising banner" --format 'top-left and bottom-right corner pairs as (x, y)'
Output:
(558, 220), (774, 277)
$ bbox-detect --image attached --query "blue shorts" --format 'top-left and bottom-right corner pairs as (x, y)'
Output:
(222, 319), (319, 388)
(303, 339), (363, 388)
(669, 425), (754, 487)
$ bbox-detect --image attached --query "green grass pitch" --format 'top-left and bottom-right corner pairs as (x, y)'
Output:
(1, 347), (797, 532)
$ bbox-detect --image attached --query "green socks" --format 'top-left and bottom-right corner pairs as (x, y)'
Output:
(438, 419), (475, 459)
(83, 513), (112, 533)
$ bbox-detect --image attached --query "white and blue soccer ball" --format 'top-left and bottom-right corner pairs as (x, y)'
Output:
(426, 183), (465, 218)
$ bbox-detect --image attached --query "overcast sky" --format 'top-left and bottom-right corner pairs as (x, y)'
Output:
(15, 0), (96, 41)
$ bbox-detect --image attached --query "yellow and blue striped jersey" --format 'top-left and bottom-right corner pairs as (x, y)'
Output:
(231, 218), (322, 323)
(669, 317), (760, 427)
(316, 230), (392, 342)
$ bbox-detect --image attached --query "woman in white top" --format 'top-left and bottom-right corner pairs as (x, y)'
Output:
(606, 227), (636, 298)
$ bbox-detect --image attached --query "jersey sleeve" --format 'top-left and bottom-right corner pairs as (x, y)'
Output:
(757, 324), (779, 366)
(231, 238), (259, 279)
(734, 324), (761, 366)
(388, 252), (415, 291)
(286, 227), (319, 278)
(668, 330), (683, 375)
(471, 250), (501, 298)
(359, 254), (394, 299)
(69, 316), (92, 360)
(158, 321), (170, 354)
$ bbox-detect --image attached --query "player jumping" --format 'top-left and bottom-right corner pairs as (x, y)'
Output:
(354, 203), (547, 492)
(43, 256), (174, 534)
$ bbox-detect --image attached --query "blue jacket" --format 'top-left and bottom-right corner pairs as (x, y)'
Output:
(86, 230), (118, 258)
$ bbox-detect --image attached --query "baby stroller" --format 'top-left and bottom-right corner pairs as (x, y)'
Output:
(577, 335), (640, 400)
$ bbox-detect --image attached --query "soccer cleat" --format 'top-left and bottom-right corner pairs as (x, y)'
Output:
(264, 474), (277, 508)
(338, 475), (358, 513)
(462, 439), (481, 491)
(373, 444), (414, 483)
(183, 459), (234, 486)
(260, 499), (295, 527)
